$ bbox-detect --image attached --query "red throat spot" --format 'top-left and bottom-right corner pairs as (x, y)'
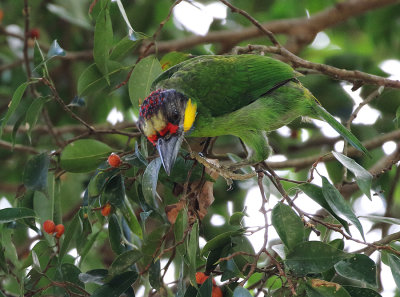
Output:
(147, 123), (179, 146)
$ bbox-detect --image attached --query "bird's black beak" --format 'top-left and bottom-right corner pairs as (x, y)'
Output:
(157, 133), (184, 176)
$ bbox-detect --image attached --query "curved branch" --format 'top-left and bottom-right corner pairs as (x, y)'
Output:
(146, 0), (398, 54)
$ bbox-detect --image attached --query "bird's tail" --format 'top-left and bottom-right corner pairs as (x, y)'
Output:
(310, 100), (370, 157)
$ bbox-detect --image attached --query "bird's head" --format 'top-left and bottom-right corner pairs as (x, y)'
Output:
(138, 89), (197, 175)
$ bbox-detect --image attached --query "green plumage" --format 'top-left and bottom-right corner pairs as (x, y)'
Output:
(152, 54), (368, 163)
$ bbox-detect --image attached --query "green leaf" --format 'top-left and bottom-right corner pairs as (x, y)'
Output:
(110, 36), (142, 61)
(60, 263), (84, 291)
(285, 241), (351, 276)
(188, 220), (199, 287)
(201, 229), (243, 256)
(271, 202), (305, 251)
(88, 168), (118, 198)
(23, 153), (50, 192)
(60, 139), (112, 173)
(142, 158), (162, 209)
(160, 51), (191, 71)
(198, 276), (212, 297)
(343, 286), (382, 297)
(93, 3), (113, 84)
(109, 249), (142, 276)
(91, 271), (138, 297)
(128, 55), (162, 115)
(108, 214), (125, 255)
(149, 260), (161, 290)
(103, 175), (125, 208)
(77, 61), (126, 96)
(0, 208), (37, 223)
(299, 183), (350, 235)
(229, 212), (247, 226)
(25, 97), (49, 142)
(174, 209), (188, 256)
(233, 286), (252, 297)
(47, 40), (66, 58)
(33, 40), (49, 77)
(332, 151), (372, 199)
(359, 215), (400, 225)
(0, 82), (30, 138)
(334, 254), (377, 287)
(46, 3), (91, 29)
(388, 253), (400, 290)
(306, 280), (351, 297)
(321, 177), (365, 240)
(59, 212), (82, 261)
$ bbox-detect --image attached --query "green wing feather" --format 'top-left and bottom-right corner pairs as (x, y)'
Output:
(152, 55), (298, 116)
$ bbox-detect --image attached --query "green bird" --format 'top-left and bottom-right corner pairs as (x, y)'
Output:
(138, 55), (368, 175)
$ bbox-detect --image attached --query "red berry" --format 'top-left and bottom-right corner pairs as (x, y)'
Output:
(101, 203), (112, 216)
(108, 153), (121, 168)
(43, 220), (55, 234)
(29, 28), (40, 39)
(212, 286), (223, 297)
(54, 224), (65, 238)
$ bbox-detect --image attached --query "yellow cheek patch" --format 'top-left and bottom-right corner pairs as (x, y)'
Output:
(183, 98), (197, 132)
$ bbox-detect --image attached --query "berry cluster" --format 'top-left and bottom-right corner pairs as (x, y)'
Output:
(43, 220), (64, 238)
(195, 272), (223, 297)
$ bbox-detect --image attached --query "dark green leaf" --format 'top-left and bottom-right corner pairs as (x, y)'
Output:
(23, 153), (50, 192)
(91, 271), (138, 297)
(206, 247), (223, 274)
(229, 212), (247, 226)
(128, 55), (162, 114)
(271, 202), (305, 251)
(285, 241), (351, 276)
(343, 286), (382, 297)
(108, 214), (125, 255)
(1, 82), (30, 138)
(88, 168), (118, 198)
(220, 258), (242, 281)
(79, 269), (108, 285)
(25, 97), (49, 142)
(189, 220), (199, 287)
(198, 276), (212, 297)
(174, 209), (188, 256)
(321, 177), (365, 240)
(59, 213), (82, 261)
(142, 158), (162, 209)
(233, 286), (252, 297)
(60, 263), (84, 290)
(201, 229), (243, 256)
(33, 40), (49, 77)
(60, 139), (112, 173)
(0, 207), (37, 223)
(93, 4), (113, 83)
(47, 40), (66, 58)
(109, 249), (142, 276)
(77, 61), (126, 96)
(388, 253), (400, 290)
(306, 280), (351, 297)
(149, 260), (161, 290)
(334, 254), (377, 287)
(332, 151), (372, 199)
(299, 183), (350, 235)
(103, 175), (125, 208)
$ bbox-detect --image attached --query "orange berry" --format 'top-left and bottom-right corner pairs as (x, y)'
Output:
(212, 286), (223, 297)
(43, 220), (55, 234)
(195, 272), (209, 285)
(108, 153), (121, 168)
(54, 224), (65, 238)
(101, 203), (112, 216)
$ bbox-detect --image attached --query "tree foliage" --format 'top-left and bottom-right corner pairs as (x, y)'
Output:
(1, 0), (400, 296)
